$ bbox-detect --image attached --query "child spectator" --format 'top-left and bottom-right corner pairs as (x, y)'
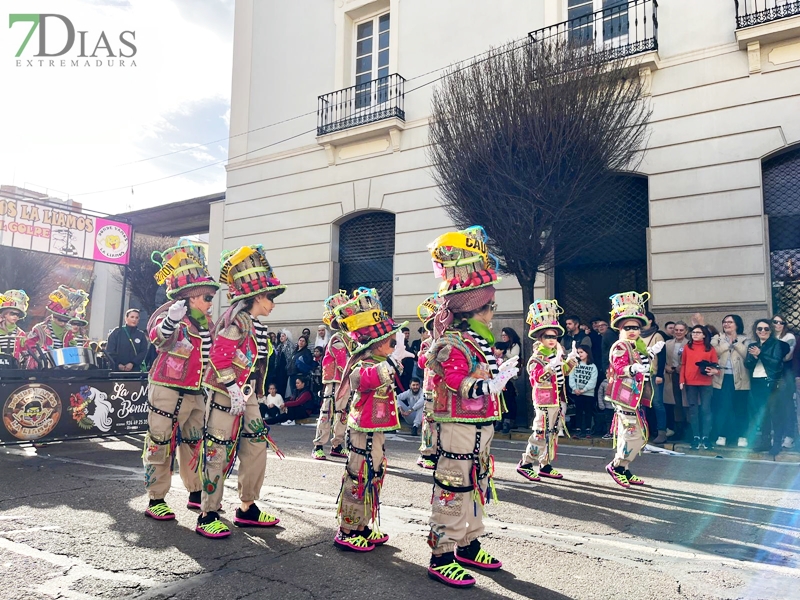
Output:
(260, 383), (285, 422)
(568, 346), (598, 438)
(596, 378), (612, 439)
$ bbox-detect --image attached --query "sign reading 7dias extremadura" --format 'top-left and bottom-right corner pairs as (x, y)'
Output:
(0, 197), (132, 265)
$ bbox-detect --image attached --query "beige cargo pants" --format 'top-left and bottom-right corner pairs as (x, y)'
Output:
(418, 394), (438, 458)
(428, 422), (494, 555)
(611, 408), (646, 469)
(143, 384), (204, 500)
(313, 382), (348, 448)
(200, 391), (269, 513)
(337, 429), (386, 530)
(521, 404), (561, 467)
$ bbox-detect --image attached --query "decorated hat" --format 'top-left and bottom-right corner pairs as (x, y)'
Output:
(526, 298), (565, 339)
(416, 294), (442, 331)
(220, 244), (286, 303)
(322, 290), (350, 330)
(0, 290), (30, 318)
(334, 287), (408, 353)
(429, 225), (500, 296)
(46, 286), (89, 323)
(152, 241), (220, 300)
(609, 291), (650, 330)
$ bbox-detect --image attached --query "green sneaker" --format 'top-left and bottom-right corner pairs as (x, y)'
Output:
(145, 501), (175, 521)
(312, 447), (326, 460)
(195, 512), (231, 538)
(428, 555), (476, 588)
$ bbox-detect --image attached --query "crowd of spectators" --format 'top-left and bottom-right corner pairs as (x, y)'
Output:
(559, 312), (798, 456)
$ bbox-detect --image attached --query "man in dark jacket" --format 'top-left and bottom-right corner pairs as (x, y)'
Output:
(563, 315), (591, 352)
(106, 309), (150, 372)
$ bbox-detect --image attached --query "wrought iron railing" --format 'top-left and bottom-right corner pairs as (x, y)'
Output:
(528, 0), (658, 62)
(317, 73), (405, 136)
(735, 0), (800, 28)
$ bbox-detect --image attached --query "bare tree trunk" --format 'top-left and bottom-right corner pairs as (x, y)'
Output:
(518, 275), (535, 428)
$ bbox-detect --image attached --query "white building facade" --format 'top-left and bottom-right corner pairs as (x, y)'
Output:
(212, 0), (800, 334)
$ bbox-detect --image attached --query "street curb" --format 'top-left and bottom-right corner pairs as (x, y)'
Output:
(403, 425), (800, 463)
(496, 430), (800, 463)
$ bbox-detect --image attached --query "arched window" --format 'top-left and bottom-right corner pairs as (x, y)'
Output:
(555, 174), (649, 322)
(337, 212), (396, 314)
(764, 147), (800, 329)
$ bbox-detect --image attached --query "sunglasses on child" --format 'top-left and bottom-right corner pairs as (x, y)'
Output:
(202, 295), (215, 302)
(541, 334), (560, 340)
(622, 325), (641, 331)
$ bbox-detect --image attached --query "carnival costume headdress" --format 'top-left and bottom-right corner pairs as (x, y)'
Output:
(322, 290), (350, 331)
(416, 294), (442, 332)
(609, 291), (650, 330)
(428, 225), (499, 339)
(220, 244), (286, 303)
(526, 299), (565, 339)
(0, 290), (30, 318)
(46, 286), (90, 324)
(152, 241), (220, 300)
(334, 287), (408, 354)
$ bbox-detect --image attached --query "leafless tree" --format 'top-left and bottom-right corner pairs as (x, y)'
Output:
(113, 234), (177, 315)
(428, 38), (652, 334)
(0, 247), (59, 305)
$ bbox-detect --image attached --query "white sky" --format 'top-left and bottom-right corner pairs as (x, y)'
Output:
(0, 0), (234, 214)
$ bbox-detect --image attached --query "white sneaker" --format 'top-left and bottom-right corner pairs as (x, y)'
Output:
(782, 437), (794, 449)
(666, 428), (675, 437)
(281, 420), (296, 426)
(715, 437), (726, 447)
(737, 437), (748, 448)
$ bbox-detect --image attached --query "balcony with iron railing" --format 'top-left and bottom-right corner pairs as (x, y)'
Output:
(528, 0), (658, 63)
(735, 0), (800, 28)
(317, 73), (405, 137)
(733, 0), (800, 73)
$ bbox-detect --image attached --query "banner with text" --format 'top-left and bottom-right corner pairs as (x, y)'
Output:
(0, 197), (132, 264)
(1, 376), (148, 445)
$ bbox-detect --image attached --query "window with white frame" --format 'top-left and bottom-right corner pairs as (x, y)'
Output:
(354, 12), (390, 109)
(567, 0), (629, 48)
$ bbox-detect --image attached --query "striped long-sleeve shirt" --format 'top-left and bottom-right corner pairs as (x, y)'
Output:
(159, 316), (211, 365)
(464, 328), (500, 398)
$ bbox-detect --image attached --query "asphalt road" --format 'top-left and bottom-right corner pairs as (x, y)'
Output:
(1, 425), (798, 600)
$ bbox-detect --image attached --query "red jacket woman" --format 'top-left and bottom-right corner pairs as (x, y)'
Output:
(680, 325), (718, 449)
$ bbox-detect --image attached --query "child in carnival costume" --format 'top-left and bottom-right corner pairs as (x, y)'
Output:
(196, 245), (286, 538)
(424, 226), (519, 589)
(25, 286), (90, 366)
(68, 307), (91, 348)
(605, 291), (664, 489)
(143, 242), (219, 520)
(416, 294), (442, 470)
(312, 290), (354, 460)
(0, 290), (30, 362)
(517, 299), (579, 482)
(332, 287), (411, 552)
